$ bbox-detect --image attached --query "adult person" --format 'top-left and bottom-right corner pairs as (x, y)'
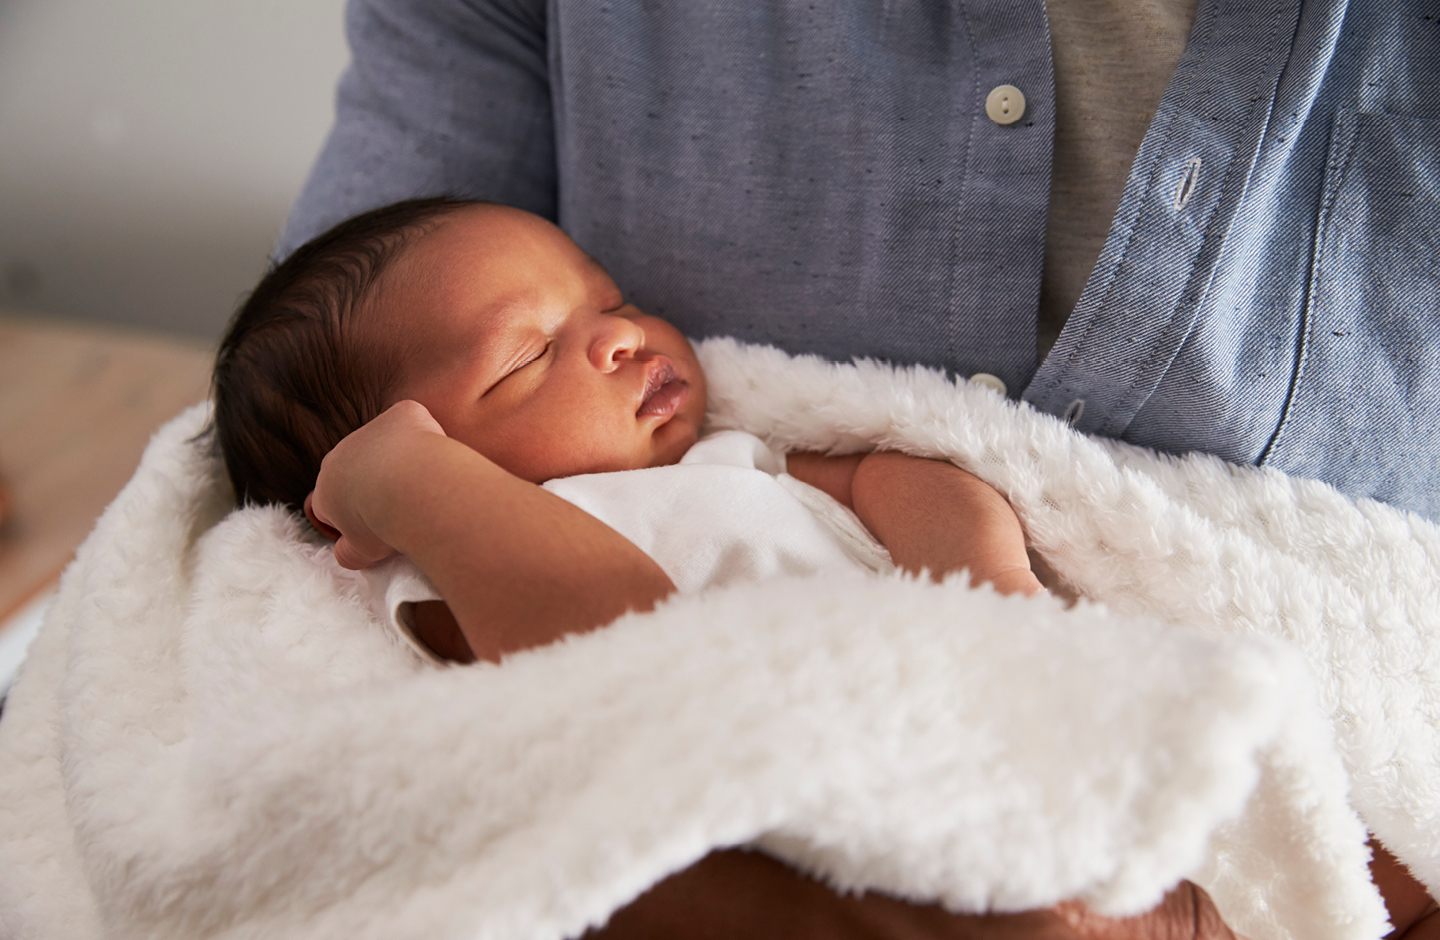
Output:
(276, 0), (1439, 936)
(281, 0), (1440, 520)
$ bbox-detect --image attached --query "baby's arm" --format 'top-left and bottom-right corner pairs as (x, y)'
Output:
(793, 453), (1440, 934)
(308, 401), (676, 662)
(787, 450), (1043, 596)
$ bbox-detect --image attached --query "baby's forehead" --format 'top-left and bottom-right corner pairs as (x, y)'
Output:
(364, 204), (640, 363)
(396, 205), (596, 278)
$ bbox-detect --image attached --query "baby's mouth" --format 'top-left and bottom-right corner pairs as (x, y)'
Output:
(637, 359), (689, 419)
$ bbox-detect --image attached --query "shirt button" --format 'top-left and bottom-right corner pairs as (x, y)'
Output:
(985, 85), (1026, 125)
(969, 372), (1007, 396)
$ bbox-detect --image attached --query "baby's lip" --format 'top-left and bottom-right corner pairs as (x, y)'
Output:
(637, 357), (689, 419)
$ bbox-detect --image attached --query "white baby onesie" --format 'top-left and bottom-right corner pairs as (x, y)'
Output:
(375, 430), (892, 661)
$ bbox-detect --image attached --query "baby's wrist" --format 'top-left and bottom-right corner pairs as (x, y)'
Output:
(363, 433), (508, 553)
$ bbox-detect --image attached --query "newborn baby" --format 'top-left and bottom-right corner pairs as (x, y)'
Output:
(212, 197), (1436, 935)
(213, 197), (1042, 663)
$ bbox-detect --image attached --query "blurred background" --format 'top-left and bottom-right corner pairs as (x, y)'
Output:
(0, 0), (350, 339)
(0, 0), (351, 693)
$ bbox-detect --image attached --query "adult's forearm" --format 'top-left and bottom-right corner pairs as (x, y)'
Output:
(587, 849), (1244, 940)
(278, 0), (557, 257)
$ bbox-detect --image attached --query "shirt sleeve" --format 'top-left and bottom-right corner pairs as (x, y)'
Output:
(361, 555), (447, 664)
(277, 0), (556, 258)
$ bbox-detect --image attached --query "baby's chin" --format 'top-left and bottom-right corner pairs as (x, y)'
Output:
(532, 443), (691, 481)
(647, 423), (702, 468)
(644, 449), (687, 470)
(526, 422), (701, 479)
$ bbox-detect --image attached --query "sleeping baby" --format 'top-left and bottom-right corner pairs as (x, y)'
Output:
(211, 197), (1437, 935)
(212, 197), (1043, 664)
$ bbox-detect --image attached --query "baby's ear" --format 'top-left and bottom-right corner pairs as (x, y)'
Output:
(303, 492), (342, 542)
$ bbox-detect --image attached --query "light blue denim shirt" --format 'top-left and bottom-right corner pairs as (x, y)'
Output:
(281, 0), (1440, 518)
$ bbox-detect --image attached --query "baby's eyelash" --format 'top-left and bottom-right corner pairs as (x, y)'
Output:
(509, 342), (549, 376)
(483, 343), (550, 396)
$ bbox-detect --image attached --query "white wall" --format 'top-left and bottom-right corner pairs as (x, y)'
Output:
(0, 0), (350, 339)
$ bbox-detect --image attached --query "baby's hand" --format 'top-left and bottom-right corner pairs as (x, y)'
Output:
(853, 453), (1043, 596)
(789, 451), (1043, 595)
(306, 400), (448, 570)
(857, 453), (1043, 595)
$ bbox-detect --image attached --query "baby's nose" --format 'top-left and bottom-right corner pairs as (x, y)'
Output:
(590, 316), (645, 369)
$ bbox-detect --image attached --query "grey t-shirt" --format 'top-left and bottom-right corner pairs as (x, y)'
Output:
(1040, 0), (1200, 356)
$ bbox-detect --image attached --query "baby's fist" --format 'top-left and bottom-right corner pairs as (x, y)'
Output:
(307, 400), (449, 569)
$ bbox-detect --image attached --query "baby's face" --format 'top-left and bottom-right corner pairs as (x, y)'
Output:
(381, 204), (706, 483)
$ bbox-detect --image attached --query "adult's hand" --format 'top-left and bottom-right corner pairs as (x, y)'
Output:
(586, 848), (1243, 940)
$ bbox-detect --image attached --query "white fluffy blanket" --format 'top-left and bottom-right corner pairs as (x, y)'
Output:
(3, 339), (1437, 940)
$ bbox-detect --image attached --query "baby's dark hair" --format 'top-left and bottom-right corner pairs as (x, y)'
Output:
(212, 196), (476, 511)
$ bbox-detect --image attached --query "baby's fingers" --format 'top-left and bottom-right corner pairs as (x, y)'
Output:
(304, 492), (342, 541)
(305, 491), (394, 569)
(332, 535), (396, 571)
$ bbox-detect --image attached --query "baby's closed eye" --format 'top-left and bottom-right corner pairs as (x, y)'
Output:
(486, 342), (550, 395)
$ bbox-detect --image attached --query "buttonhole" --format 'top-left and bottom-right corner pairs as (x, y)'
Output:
(1173, 158), (1202, 210)
(1062, 399), (1085, 425)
